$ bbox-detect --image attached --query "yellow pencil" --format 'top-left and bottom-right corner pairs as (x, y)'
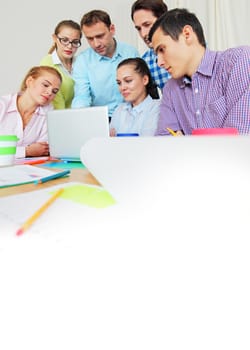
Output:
(16, 188), (64, 236)
(166, 127), (177, 136)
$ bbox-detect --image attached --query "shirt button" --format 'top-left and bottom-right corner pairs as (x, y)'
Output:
(196, 110), (201, 115)
(194, 88), (199, 94)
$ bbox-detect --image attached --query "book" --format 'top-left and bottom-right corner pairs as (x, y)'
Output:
(0, 164), (70, 188)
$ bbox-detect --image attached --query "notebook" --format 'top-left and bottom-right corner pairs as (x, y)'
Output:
(47, 106), (109, 161)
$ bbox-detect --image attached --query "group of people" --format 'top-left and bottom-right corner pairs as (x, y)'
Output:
(1, 0), (250, 157)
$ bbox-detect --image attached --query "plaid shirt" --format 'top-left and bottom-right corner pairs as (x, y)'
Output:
(157, 47), (250, 135)
(142, 48), (171, 90)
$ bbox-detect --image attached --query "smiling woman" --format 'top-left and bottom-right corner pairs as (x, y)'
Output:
(0, 66), (62, 158)
(110, 57), (160, 137)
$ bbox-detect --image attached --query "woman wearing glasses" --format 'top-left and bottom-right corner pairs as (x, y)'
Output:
(40, 20), (82, 109)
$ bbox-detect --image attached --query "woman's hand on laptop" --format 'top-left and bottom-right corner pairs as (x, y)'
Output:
(110, 128), (116, 137)
(26, 142), (49, 157)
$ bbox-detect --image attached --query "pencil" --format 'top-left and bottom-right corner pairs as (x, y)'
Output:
(23, 159), (47, 165)
(35, 169), (70, 184)
(16, 188), (64, 236)
(166, 127), (178, 136)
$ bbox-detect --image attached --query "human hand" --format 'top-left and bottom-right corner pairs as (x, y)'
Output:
(110, 128), (116, 137)
(25, 142), (49, 157)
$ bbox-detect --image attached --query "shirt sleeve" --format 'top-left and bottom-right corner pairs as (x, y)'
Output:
(222, 47), (250, 133)
(15, 146), (26, 158)
(109, 105), (121, 132)
(71, 54), (92, 109)
(156, 84), (182, 135)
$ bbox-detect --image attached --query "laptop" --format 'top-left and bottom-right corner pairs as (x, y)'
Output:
(47, 106), (109, 161)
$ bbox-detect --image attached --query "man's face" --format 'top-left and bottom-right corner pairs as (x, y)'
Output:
(82, 21), (116, 58)
(133, 9), (157, 47)
(152, 27), (190, 79)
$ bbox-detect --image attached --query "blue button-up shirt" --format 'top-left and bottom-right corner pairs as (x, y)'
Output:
(110, 95), (160, 136)
(72, 41), (139, 117)
(142, 48), (171, 90)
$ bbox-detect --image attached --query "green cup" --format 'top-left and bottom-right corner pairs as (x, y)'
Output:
(0, 135), (19, 166)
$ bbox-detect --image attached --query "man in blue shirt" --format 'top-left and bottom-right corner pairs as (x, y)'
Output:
(72, 10), (139, 119)
(131, 0), (170, 91)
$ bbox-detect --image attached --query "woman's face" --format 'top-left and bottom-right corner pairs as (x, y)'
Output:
(116, 64), (148, 106)
(26, 72), (61, 105)
(53, 26), (81, 60)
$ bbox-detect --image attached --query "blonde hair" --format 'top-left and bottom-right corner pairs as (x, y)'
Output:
(48, 19), (82, 54)
(20, 66), (62, 92)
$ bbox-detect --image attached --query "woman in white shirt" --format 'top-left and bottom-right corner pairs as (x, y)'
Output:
(0, 66), (62, 158)
(110, 57), (160, 136)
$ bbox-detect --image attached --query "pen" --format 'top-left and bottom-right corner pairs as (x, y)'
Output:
(35, 169), (70, 184)
(23, 159), (48, 165)
(16, 188), (64, 236)
(166, 127), (178, 136)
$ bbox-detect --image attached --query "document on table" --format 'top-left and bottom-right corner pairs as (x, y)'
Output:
(0, 165), (68, 188)
(0, 182), (117, 240)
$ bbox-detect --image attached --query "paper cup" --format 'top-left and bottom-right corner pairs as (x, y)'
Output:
(0, 135), (18, 166)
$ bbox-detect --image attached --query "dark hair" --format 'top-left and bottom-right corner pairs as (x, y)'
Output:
(49, 20), (82, 54)
(80, 10), (111, 28)
(117, 57), (159, 99)
(131, 0), (168, 20)
(148, 8), (206, 48)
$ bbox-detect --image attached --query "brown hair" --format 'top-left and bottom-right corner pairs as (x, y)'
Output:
(20, 66), (62, 92)
(48, 19), (82, 54)
(149, 8), (206, 48)
(117, 58), (159, 99)
(80, 10), (112, 29)
(131, 0), (168, 20)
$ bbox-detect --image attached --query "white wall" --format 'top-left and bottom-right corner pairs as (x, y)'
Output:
(0, 0), (137, 96)
(0, 0), (249, 96)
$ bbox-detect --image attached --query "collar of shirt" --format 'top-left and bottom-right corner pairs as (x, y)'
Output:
(124, 95), (153, 115)
(5, 93), (19, 113)
(96, 39), (122, 62)
(196, 48), (217, 77)
(179, 49), (217, 88)
(9, 92), (53, 116)
(148, 48), (157, 59)
(51, 50), (75, 75)
(51, 50), (61, 65)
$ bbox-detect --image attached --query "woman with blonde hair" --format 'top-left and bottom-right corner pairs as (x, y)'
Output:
(40, 20), (82, 109)
(0, 66), (62, 157)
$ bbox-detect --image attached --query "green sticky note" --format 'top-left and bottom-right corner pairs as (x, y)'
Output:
(58, 184), (116, 208)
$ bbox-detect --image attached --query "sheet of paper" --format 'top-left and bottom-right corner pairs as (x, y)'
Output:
(0, 164), (67, 188)
(0, 182), (117, 241)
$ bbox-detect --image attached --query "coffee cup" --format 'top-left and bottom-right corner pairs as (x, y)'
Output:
(0, 135), (19, 166)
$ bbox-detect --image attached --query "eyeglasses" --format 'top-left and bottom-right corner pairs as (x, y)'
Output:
(57, 36), (81, 48)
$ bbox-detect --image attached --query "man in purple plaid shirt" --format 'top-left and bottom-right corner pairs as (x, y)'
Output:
(131, 0), (170, 91)
(149, 8), (250, 135)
